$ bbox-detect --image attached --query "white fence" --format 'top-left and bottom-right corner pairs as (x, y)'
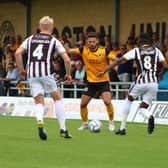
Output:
(8, 81), (168, 100)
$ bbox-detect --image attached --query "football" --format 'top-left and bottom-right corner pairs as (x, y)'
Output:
(88, 120), (102, 133)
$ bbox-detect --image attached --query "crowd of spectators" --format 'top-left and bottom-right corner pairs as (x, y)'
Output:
(0, 31), (168, 98)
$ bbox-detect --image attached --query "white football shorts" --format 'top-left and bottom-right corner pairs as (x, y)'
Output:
(128, 82), (158, 105)
(28, 76), (58, 97)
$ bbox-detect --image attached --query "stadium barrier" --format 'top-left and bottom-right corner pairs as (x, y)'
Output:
(0, 96), (168, 125)
(8, 81), (168, 100)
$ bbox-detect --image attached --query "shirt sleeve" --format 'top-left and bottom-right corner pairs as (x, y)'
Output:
(55, 39), (66, 54)
(156, 48), (165, 62)
(123, 48), (137, 60)
(20, 38), (29, 50)
(73, 48), (81, 55)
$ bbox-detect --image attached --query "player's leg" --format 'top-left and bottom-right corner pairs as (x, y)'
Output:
(78, 94), (92, 130)
(34, 94), (47, 140)
(78, 82), (94, 130)
(101, 91), (115, 131)
(138, 101), (155, 134)
(97, 82), (115, 131)
(44, 76), (71, 138)
(50, 89), (72, 138)
(29, 78), (47, 140)
(115, 95), (134, 135)
(115, 83), (139, 135)
(137, 83), (158, 134)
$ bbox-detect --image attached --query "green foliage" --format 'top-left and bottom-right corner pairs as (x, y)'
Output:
(0, 116), (167, 168)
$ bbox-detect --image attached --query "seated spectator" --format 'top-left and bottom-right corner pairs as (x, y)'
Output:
(71, 61), (76, 79)
(3, 62), (21, 96)
(74, 60), (86, 98)
(16, 80), (29, 97)
(52, 58), (66, 85)
(74, 60), (85, 84)
(0, 63), (6, 96)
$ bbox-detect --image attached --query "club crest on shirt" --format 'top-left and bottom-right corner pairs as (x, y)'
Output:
(98, 53), (102, 57)
(84, 87), (88, 92)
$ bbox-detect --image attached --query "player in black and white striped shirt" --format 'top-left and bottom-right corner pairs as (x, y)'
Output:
(15, 16), (72, 140)
(97, 33), (168, 135)
(21, 33), (65, 78)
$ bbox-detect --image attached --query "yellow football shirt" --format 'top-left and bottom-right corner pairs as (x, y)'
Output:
(74, 46), (110, 82)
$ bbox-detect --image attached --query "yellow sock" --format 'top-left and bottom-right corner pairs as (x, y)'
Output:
(80, 107), (88, 123)
(106, 103), (114, 121)
(38, 121), (44, 128)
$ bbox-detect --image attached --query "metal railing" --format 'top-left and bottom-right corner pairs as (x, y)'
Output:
(7, 81), (168, 100)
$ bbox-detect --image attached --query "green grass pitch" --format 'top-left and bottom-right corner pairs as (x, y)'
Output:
(0, 116), (167, 168)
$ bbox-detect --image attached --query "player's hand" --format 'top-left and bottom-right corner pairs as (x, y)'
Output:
(20, 70), (27, 80)
(64, 74), (72, 84)
(96, 71), (105, 78)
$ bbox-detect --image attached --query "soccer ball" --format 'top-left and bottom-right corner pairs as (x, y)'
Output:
(88, 120), (102, 133)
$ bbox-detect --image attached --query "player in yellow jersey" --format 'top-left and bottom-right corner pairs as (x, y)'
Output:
(66, 32), (115, 131)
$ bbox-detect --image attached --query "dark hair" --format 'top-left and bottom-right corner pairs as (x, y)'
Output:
(8, 62), (14, 67)
(86, 32), (98, 39)
(138, 33), (151, 46)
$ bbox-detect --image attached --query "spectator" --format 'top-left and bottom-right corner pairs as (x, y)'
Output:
(75, 32), (86, 47)
(15, 35), (23, 48)
(74, 60), (86, 98)
(3, 62), (20, 96)
(152, 32), (162, 49)
(70, 61), (76, 79)
(52, 58), (66, 88)
(0, 63), (6, 96)
(104, 35), (112, 50)
(62, 33), (71, 48)
(74, 60), (85, 83)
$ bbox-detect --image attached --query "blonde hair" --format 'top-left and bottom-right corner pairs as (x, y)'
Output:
(39, 16), (54, 31)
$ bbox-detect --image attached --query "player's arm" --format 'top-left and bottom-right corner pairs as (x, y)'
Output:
(97, 48), (136, 78)
(64, 44), (83, 55)
(15, 46), (27, 80)
(60, 51), (72, 83)
(60, 52), (71, 75)
(56, 39), (72, 83)
(66, 47), (78, 54)
(97, 57), (127, 78)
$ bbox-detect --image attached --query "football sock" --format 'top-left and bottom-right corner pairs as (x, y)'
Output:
(80, 107), (88, 123)
(38, 121), (44, 128)
(138, 108), (150, 119)
(106, 103), (114, 121)
(120, 98), (132, 130)
(55, 100), (66, 131)
(34, 103), (44, 122)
